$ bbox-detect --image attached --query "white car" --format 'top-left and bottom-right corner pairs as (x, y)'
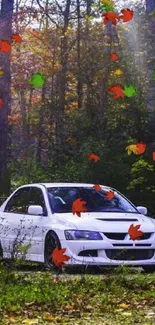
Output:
(0, 182), (155, 272)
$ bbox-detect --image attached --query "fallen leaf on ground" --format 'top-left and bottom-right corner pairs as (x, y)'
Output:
(22, 319), (38, 324)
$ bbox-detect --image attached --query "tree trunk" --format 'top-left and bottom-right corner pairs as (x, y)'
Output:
(0, 0), (14, 196)
(77, 0), (82, 109)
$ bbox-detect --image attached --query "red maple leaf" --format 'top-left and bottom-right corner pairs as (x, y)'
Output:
(93, 184), (102, 191)
(0, 98), (4, 109)
(88, 152), (100, 163)
(153, 152), (155, 161)
(136, 142), (146, 155)
(107, 84), (125, 99)
(0, 40), (11, 53)
(102, 11), (120, 25)
(11, 33), (23, 44)
(106, 191), (114, 200)
(52, 247), (70, 267)
(128, 224), (144, 240)
(72, 198), (87, 217)
(110, 53), (118, 61)
(119, 8), (134, 22)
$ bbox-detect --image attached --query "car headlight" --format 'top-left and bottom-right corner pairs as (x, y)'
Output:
(64, 230), (103, 240)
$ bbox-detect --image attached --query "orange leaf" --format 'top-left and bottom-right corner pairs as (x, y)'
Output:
(93, 184), (102, 191)
(153, 152), (155, 161)
(11, 33), (23, 44)
(0, 40), (11, 53)
(110, 52), (118, 61)
(88, 152), (100, 163)
(106, 191), (114, 200)
(128, 224), (144, 240)
(136, 142), (146, 155)
(108, 84), (125, 99)
(119, 8), (134, 23)
(0, 98), (4, 109)
(102, 11), (120, 25)
(52, 247), (70, 267)
(72, 198), (87, 217)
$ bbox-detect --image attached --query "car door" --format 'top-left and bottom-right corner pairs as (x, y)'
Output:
(1, 187), (30, 258)
(19, 186), (47, 258)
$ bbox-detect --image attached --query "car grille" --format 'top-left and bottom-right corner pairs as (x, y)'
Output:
(78, 250), (98, 257)
(103, 232), (152, 240)
(105, 249), (154, 261)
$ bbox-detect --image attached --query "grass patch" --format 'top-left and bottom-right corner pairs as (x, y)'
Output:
(0, 262), (155, 324)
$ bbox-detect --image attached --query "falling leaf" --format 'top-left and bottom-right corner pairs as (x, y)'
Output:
(136, 142), (146, 155)
(153, 152), (155, 160)
(102, 11), (119, 25)
(123, 85), (138, 97)
(113, 69), (123, 76)
(119, 8), (134, 22)
(106, 191), (114, 200)
(126, 144), (138, 155)
(52, 247), (70, 267)
(11, 33), (23, 44)
(28, 73), (45, 88)
(88, 152), (100, 163)
(72, 198), (87, 217)
(0, 67), (4, 76)
(107, 84), (125, 99)
(110, 53), (118, 61)
(101, 0), (113, 5)
(152, 72), (155, 80)
(0, 40), (11, 53)
(93, 184), (102, 191)
(128, 224), (144, 240)
(0, 98), (4, 109)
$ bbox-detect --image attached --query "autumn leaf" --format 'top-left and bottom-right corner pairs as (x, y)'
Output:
(136, 142), (146, 155)
(123, 85), (138, 97)
(126, 144), (138, 155)
(72, 198), (87, 217)
(88, 152), (100, 162)
(22, 319), (38, 324)
(152, 72), (155, 80)
(128, 224), (144, 240)
(11, 33), (23, 44)
(0, 67), (4, 76)
(110, 53), (118, 61)
(28, 73), (45, 88)
(113, 69), (123, 76)
(102, 12), (119, 25)
(153, 152), (155, 161)
(0, 40), (11, 53)
(52, 247), (70, 267)
(106, 191), (114, 200)
(101, 0), (113, 5)
(0, 98), (4, 109)
(119, 8), (134, 22)
(93, 184), (102, 191)
(107, 84), (125, 99)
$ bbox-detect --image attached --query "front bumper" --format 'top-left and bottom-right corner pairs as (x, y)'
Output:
(61, 238), (155, 266)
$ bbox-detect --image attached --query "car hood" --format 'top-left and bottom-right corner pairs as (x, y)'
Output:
(54, 212), (155, 232)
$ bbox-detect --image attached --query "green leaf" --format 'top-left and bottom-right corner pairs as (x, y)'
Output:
(123, 85), (138, 97)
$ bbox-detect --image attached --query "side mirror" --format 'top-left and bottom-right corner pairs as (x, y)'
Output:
(28, 205), (43, 215)
(137, 206), (147, 215)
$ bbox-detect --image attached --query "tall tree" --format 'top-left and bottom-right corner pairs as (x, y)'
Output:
(0, 0), (14, 196)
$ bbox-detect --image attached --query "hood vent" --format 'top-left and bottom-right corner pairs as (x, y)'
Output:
(97, 218), (138, 222)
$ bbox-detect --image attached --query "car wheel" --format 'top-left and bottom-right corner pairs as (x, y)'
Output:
(44, 231), (62, 272)
(142, 265), (155, 273)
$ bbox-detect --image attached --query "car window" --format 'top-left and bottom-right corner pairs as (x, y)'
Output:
(4, 188), (30, 214)
(48, 187), (138, 214)
(28, 187), (47, 215)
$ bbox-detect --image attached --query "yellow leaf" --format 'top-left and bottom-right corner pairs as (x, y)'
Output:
(101, 0), (113, 5)
(42, 313), (55, 322)
(126, 144), (138, 155)
(22, 319), (38, 324)
(113, 69), (123, 76)
(119, 303), (129, 309)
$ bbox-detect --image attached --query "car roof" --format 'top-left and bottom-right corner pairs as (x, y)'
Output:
(22, 183), (111, 189)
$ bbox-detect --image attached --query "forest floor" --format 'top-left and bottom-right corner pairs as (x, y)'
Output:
(0, 263), (155, 325)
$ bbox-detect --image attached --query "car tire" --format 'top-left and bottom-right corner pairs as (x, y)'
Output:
(44, 231), (62, 272)
(142, 266), (155, 273)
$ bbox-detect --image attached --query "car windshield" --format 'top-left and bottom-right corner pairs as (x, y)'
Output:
(47, 187), (139, 214)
